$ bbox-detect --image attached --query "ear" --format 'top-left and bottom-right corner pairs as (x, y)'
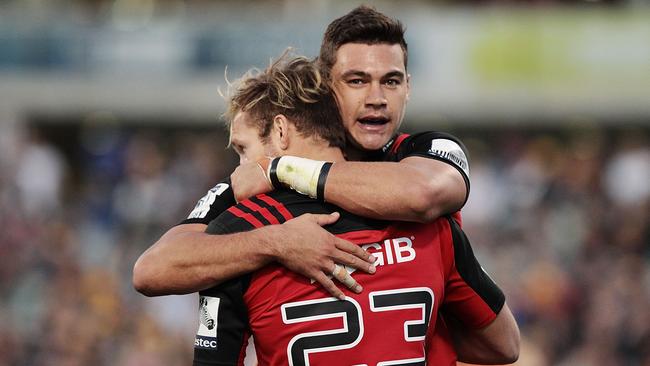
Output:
(273, 114), (291, 150)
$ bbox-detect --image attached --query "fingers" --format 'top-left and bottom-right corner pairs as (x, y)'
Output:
(331, 263), (362, 294)
(332, 251), (376, 275)
(311, 262), (363, 300)
(310, 212), (340, 226)
(312, 271), (345, 300)
(334, 238), (376, 270)
(336, 237), (375, 263)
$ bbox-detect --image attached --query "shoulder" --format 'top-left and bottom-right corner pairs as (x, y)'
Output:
(398, 131), (468, 160)
(395, 130), (470, 180)
(213, 189), (390, 235)
(179, 176), (236, 226)
(205, 190), (326, 234)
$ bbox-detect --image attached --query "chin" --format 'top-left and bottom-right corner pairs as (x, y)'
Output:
(356, 136), (392, 151)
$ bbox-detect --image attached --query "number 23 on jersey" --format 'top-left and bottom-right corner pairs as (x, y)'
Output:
(280, 287), (434, 366)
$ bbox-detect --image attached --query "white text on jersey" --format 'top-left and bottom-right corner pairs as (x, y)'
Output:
(361, 236), (416, 267)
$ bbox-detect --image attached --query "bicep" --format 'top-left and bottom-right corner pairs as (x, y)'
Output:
(141, 223), (207, 258)
(165, 223), (207, 237)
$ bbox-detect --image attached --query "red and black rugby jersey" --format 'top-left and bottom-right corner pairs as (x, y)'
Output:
(193, 190), (503, 366)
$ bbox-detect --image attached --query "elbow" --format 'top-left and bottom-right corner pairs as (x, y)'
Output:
(409, 180), (447, 223)
(499, 341), (520, 364)
(410, 170), (466, 223)
(498, 324), (521, 364)
(482, 307), (521, 364)
(132, 256), (159, 297)
(509, 329), (521, 363)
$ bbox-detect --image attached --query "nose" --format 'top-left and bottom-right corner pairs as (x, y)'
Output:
(365, 82), (387, 108)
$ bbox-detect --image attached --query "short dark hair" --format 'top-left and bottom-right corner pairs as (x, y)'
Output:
(225, 51), (345, 149)
(319, 5), (408, 80)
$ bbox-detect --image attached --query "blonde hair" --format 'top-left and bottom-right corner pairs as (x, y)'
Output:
(224, 50), (345, 148)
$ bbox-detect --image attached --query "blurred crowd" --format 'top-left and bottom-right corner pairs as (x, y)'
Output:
(460, 126), (650, 365)
(0, 120), (648, 366)
(0, 120), (236, 366)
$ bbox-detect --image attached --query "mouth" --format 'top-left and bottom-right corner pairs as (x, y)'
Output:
(357, 116), (391, 126)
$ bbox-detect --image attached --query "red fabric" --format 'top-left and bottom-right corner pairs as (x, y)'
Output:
(391, 133), (411, 154)
(255, 194), (294, 221)
(452, 211), (463, 227)
(244, 218), (491, 365)
(427, 315), (459, 366)
(240, 199), (281, 225)
(236, 330), (250, 366)
(227, 206), (264, 228)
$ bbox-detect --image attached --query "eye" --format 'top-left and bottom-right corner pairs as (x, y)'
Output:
(384, 79), (401, 87)
(347, 78), (364, 85)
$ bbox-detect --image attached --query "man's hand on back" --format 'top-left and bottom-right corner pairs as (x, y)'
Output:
(269, 212), (377, 300)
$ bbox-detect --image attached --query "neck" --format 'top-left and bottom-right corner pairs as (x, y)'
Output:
(344, 134), (400, 161)
(288, 137), (345, 162)
(344, 144), (385, 162)
(344, 146), (367, 161)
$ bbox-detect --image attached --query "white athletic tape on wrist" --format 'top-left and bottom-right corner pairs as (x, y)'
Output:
(272, 156), (327, 199)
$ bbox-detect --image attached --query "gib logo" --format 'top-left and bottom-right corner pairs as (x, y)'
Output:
(313, 236), (418, 283)
(362, 236), (416, 267)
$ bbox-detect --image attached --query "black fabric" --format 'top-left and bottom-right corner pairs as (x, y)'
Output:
(253, 189), (390, 235)
(194, 215), (254, 366)
(268, 157), (281, 189)
(179, 176), (236, 226)
(248, 196), (287, 223)
(446, 216), (505, 315)
(193, 276), (252, 366)
(205, 210), (255, 235)
(317, 162), (333, 201)
(235, 202), (275, 226)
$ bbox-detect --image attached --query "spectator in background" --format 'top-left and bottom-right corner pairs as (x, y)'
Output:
(14, 128), (66, 216)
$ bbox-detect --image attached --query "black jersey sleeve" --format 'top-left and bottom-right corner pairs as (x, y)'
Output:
(442, 216), (505, 328)
(193, 209), (254, 366)
(194, 276), (252, 366)
(395, 131), (470, 205)
(179, 176), (236, 226)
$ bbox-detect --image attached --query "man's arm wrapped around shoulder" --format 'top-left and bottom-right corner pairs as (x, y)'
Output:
(251, 131), (470, 223)
(133, 177), (375, 298)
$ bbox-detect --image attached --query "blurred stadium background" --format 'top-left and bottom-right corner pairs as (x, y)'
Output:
(0, 0), (648, 365)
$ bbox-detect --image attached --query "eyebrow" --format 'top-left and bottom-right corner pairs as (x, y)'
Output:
(340, 70), (370, 79)
(383, 71), (406, 81)
(340, 69), (406, 80)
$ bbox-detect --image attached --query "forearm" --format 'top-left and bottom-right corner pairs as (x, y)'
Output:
(446, 304), (520, 364)
(324, 160), (464, 222)
(133, 224), (278, 296)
